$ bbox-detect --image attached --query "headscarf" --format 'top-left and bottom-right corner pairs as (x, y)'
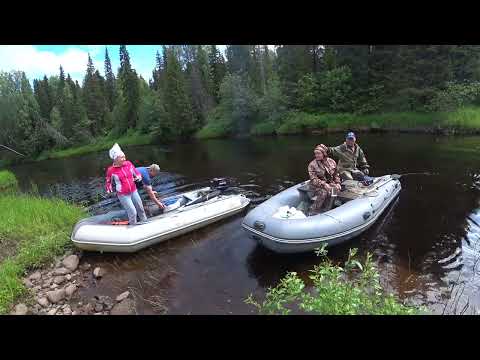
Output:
(109, 143), (125, 160)
(314, 144), (328, 157)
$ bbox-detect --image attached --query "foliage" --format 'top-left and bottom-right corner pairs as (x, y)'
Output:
(245, 246), (421, 315)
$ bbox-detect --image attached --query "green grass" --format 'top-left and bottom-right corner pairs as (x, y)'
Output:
(0, 193), (86, 314)
(36, 131), (155, 161)
(0, 170), (18, 192)
(246, 247), (422, 315)
(251, 107), (480, 136)
(195, 122), (231, 139)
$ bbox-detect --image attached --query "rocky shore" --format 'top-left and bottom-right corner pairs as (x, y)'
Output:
(11, 252), (135, 315)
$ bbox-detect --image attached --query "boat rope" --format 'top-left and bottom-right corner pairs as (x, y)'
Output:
(0, 144), (26, 157)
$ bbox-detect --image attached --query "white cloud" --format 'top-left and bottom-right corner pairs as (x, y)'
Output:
(0, 45), (95, 84)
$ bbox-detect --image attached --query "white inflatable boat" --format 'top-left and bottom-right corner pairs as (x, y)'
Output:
(71, 187), (251, 253)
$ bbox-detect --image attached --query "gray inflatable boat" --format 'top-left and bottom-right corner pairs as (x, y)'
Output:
(242, 175), (401, 253)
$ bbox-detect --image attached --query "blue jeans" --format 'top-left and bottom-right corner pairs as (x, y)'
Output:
(118, 190), (147, 225)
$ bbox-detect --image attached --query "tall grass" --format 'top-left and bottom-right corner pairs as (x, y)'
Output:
(0, 193), (85, 313)
(36, 131), (155, 161)
(0, 170), (18, 192)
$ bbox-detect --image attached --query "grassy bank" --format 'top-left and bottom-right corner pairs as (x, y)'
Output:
(0, 186), (85, 313)
(199, 106), (480, 139)
(0, 170), (18, 192)
(36, 132), (155, 161)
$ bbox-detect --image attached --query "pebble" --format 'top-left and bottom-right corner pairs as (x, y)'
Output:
(54, 267), (70, 276)
(65, 284), (77, 297)
(53, 276), (65, 285)
(62, 255), (79, 272)
(116, 291), (130, 302)
(13, 304), (28, 315)
(37, 297), (50, 308)
(46, 289), (66, 304)
(93, 267), (106, 278)
(47, 308), (58, 315)
(29, 271), (42, 281)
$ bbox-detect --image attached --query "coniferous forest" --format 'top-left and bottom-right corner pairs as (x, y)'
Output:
(3, 45), (480, 159)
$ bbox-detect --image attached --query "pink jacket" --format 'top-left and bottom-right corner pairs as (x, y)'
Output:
(105, 160), (141, 196)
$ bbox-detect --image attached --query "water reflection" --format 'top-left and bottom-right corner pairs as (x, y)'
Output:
(8, 133), (480, 314)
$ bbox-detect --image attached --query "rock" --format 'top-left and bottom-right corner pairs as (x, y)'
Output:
(79, 263), (91, 271)
(62, 255), (79, 272)
(98, 296), (114, 310)
(64, 307), (72, 315)
(23, 279), (34, 288)
(37, 297), (50, 308)
(110, 299), (136, 315)
(83, 303), (94, 315)
(47, 308), (58, 315)
(29, 271), (42, 281)
(50, 284), (58, 289)
(14, 304), (28, 315)
(94, 303), (104, 312)
(46, 289), (66, 304)
(93, 267), (106, 278)
(71, 311), (78, 316)
(54, 267), (70, 276)
(116, 291), (130, 302)
(53, 276), (65, 285)
(65, 274), (72, 281)
(65, 284), (77, 297)
(33, 286), (42, 292)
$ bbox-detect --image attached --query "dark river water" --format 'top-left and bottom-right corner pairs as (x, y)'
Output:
(9, 133), (480, 314)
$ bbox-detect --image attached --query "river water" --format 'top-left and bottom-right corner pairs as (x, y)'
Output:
(9, 133), (480, 314)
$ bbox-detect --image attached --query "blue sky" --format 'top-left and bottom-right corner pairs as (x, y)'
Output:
(0, 45), (232, 85)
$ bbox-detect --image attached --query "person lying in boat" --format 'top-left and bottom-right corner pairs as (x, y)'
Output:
(105, 143), (148, 225)
(307, 144), (342, 215)
(326, 131), (370, 182)
(135, 164), (166, 211)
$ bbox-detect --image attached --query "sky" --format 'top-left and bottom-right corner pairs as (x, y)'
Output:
(0, 45), (274, 85)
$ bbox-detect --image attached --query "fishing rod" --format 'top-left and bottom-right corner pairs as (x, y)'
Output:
(0, 144), (26, 157)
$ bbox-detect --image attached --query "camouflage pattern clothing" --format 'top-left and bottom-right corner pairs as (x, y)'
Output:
(307, 157), (341, 214)
(327, 143), (369, 181)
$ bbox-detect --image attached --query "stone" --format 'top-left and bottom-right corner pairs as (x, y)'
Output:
(54, 267), (71, 276)
(14, 304), (28, 315)
(94, 303), (104, 312)
(116, 291), (130, 302)
(23, 279), (34, 288)
(79, 263), (91, 271)
(65, 284), (77, 297)
(29, 271), (42, 281)
(47, 308), (58, 315)
(46, 289), (66, 304)
(50, 284), (58, 289)
(37, 297), (50, 308)
(53, 276), (65, 285)
(110, 299), (136, 315)
(62, 255), (79, 272)
(71, 311), (78, 316)
(64, 307), (72, 315)
(33, 286), (42, 292)
(83, 303), (94, 314)
(93, 267), (106, 278)
(65, 274), (72, 281)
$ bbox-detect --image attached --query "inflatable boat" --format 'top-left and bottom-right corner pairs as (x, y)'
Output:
(72, 186), (251, 253)
(242, 175), (401, 253)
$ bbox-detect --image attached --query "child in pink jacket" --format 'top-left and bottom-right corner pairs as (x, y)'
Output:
(105, 143), (147, 225)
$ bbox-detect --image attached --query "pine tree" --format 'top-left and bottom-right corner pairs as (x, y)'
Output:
(83, 54), (107, 136)
(104, 47), (117, 112)
(163, 47), (195, 137)
(208, 45), (227, 102)
(118, 45), (141, 130)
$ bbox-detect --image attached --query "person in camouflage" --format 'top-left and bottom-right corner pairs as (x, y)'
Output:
(327, 132), (370, 181)
(307, 144), (342, 215)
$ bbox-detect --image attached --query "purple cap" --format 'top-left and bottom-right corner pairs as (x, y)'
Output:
(346, 132), (356, 140)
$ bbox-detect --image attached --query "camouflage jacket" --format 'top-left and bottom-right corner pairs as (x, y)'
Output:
(308, 158), (341, 190)
(327, 143), (369, 173)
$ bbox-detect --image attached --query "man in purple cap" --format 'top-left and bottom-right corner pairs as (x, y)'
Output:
(326, 131), (370, 181)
